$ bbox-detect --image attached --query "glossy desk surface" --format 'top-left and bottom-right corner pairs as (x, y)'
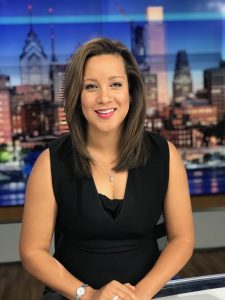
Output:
(154, 274), (225, 299)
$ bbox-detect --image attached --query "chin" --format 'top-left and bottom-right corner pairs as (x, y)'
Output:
(98, 127), (115, 134)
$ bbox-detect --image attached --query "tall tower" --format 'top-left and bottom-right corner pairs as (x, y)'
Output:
(48, 8), (57, 64)
(20, 5), (49, 85)
(145, 7), (168, 108)
(48, 7), (57, 102)
(204, 60), (225, 121)
(142, 68), (158, 113)
(173, 50), (193, 103)
(0, 75), (12, 144)
(47, 8), (68, 134)
(131, 23), (145, 65)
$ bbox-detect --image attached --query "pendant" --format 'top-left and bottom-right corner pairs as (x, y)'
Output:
(109, 175), (114, 183)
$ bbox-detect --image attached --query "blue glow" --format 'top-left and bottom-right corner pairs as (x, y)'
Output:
(0, 12), (224, 25)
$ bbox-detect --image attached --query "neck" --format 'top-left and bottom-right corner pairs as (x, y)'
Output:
(87, 129), (122, 158)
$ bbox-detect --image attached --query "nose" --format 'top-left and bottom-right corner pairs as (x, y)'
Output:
(97, 87), (112, 104)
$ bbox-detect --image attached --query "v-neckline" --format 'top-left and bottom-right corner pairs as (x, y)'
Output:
(90, 169), (131, 222)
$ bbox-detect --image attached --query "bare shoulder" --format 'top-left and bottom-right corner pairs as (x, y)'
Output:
(25, 148), (54, 201)
(165, 140), (190, 204)
(30, 148), (50, 173)
(164, 140), (191, 210)
(26, 148), (52, 186)
(166, 140), (186, 172)
(167, 140), (182, 160)
(20, 148), (57, 254)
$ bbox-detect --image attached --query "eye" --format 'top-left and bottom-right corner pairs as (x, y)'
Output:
(83, 83), (98, 91)
(111, 82), (122, 89)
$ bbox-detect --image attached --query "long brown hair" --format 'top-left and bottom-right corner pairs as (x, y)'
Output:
(63, 37), (149, 177)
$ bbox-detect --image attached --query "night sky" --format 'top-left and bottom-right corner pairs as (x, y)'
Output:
(0, 0), (225, 96)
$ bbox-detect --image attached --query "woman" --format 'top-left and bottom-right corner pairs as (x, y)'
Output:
(19, 38), (194, 300)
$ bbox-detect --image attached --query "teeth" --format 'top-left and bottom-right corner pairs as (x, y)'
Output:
(96, 109), (114, 114)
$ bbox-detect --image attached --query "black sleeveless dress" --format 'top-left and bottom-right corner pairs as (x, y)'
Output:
(47, 131), (169, 290)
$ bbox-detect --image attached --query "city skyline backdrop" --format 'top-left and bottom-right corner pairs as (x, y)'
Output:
(0, 0), (225, 100)
(0, 0), (225, 205)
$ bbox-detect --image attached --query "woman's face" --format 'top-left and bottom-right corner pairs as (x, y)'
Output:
(80, 54), (130, 136)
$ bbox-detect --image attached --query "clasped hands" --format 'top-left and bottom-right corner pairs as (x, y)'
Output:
(82, 280), (151, 300)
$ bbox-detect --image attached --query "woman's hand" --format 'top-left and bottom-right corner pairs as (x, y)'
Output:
(83, 281), (137, 300)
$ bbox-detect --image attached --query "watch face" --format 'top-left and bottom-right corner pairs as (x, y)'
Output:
(77, 287), (85, 296)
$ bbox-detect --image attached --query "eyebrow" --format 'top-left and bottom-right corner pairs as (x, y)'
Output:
(83, 76), (125, 82)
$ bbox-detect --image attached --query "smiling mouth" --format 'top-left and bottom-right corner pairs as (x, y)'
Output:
(95, 108), (116, 115)
(95, 108), (116, 119)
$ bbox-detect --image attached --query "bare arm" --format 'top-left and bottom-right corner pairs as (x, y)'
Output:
(134, 141), (195, 299)
(19, 149), (92, 299)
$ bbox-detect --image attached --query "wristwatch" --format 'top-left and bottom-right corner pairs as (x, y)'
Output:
(75, 283), (89, 299)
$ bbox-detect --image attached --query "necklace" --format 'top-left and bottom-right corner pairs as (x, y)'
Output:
(95, 160), (115, 184)
(88, 147), (116, 184)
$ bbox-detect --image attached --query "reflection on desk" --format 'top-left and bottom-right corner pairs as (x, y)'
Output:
(154, 274), (225, 299)
(155, 287), (225, 299)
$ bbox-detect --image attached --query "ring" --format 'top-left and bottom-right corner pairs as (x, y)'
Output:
(112, 296), (119, 300)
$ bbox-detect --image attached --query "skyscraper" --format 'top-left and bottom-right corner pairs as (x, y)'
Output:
(20, 6), (49, 85)
(204, 61), (225, 121)
(131, 23), (145, 65)
(173, 50), (193, 103)
(145, 6), (168, 108)
(142, 69), (158, 113)
(21, 100), (54, 137)
(0, 75), (12, 144)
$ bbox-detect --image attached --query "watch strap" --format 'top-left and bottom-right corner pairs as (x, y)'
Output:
(75, 283), (89, 300)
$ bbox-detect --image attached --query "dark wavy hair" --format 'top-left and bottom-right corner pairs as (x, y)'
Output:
(63, 37), (149, 177)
